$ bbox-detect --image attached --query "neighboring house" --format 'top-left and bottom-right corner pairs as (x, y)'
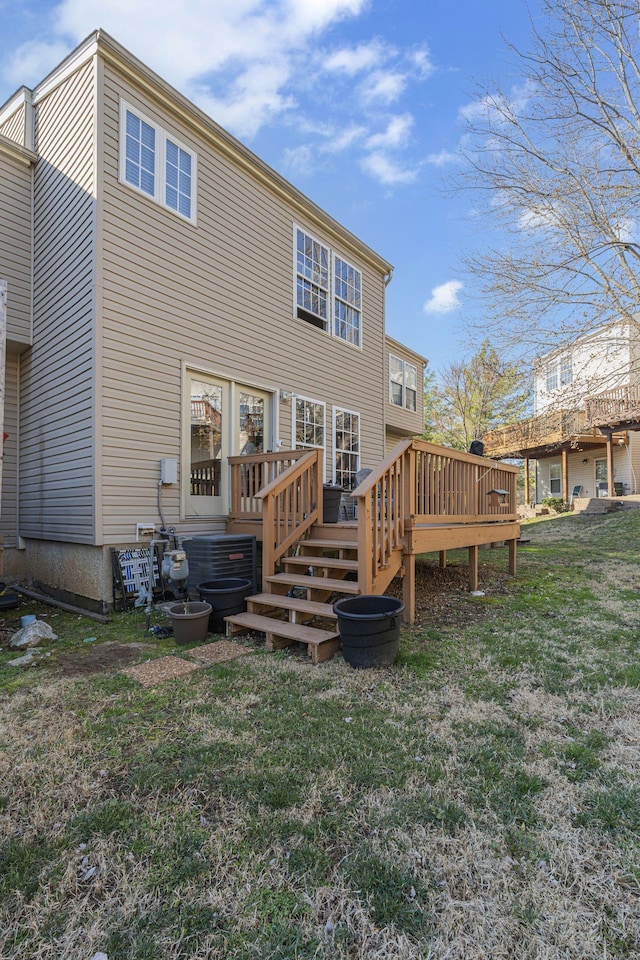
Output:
(483, 323), (640, 503)
(0, 30), (426, 611)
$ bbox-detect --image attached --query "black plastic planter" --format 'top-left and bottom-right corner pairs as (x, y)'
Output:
(197, 577), (253, 632)
(333, 595), (404, 668)
(322, 484), (344, 523)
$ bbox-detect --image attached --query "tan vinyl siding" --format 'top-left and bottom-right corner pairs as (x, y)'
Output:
(1, 352), (20, 547)
(0, 150), (32, 347)
(0, 104), (26, 146)
(19, 60), (97, 543)
(98, 64), (387, 542)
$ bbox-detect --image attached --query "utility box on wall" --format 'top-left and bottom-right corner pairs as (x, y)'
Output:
(183, 535), (258, 599)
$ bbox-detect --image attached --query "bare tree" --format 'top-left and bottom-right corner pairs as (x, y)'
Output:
(460, 0), (640, 364)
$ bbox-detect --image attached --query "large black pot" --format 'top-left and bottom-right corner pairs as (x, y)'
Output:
(197, 577), (253, 632)
(333, 595), (404, 668)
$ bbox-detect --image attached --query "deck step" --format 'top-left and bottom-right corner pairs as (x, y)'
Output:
(300, 538), (359, 551)
(247, 593), (337, 619)
(283, 556), (359, 572)
(225, 612), (341, 664)
(265, 573), (361, 594)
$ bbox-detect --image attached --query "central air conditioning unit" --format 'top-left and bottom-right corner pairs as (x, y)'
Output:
(182, 535), (258, 599)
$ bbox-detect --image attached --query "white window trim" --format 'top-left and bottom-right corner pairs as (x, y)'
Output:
(119, 100), (197, 225)
(333, 405), (361, 488)
(389, 354), (417, 411)
(292, 394), (327, 464)
(293, 224), (363, 351)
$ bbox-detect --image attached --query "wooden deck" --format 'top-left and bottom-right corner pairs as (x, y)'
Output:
(223, 440), (519, 659)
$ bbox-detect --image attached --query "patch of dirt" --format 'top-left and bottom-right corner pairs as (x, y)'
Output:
(54, 640), (156, 676)
(385, 554), (512, 627)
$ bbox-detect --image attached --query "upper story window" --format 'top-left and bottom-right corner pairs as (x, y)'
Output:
(389, 354), (417, 411)
(295, 227), (362, 347)
(333, 256), (362, 346)
(545, 361), (558, 392)
(120, 101), (197, 224)
(560, 356), (573, 386)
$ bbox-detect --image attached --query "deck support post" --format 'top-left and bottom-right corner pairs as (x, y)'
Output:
(562, 447), (569, 505)
(402, 553), (415, 624)
(606, 432), (614, 497)
(524, 458), (530, 506)
(508, 538), (517, 577)
(468, 544), (478, 592)
(439, 550), (447, 569)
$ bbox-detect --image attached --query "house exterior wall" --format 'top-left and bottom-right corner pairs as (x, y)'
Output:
(534, 323), (635, 415)
(18, 58), (97, 546)
(0, 141), (33, 349)
(97, 58), (388, 545)
(1, 353), (22, 555)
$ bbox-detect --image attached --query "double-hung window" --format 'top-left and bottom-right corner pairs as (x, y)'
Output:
(545, 361), (558, 392)
(334, 408), (360, 489)
(389, 355), (417, 411)
(333, 256), (362, 346)
(560, 355), (573, 386)
(294, 396), (326, 453)
(549, 462), (561, 494)
(295, 227), (362, 347)
(120, 101), (197, 223)
(296, 231), (329, 330)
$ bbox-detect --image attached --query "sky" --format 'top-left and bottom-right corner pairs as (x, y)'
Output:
(0, 0), (541, 373)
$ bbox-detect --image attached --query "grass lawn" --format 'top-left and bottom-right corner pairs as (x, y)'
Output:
(1, 510), (639, 959)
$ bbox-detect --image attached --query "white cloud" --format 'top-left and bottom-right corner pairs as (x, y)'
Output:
(2, 38), (71, 90)
(324, 40), (388, 76)
(425, 148), (459, 166)
(410, 47), (435, 79)
(361, 69), (406, 105)
(423, 280), (463, 314)
(360, 151), (417, 185)
(366, 114), (413, 150)
(3, 0), (367, 136)
(459, 80), (536, 126)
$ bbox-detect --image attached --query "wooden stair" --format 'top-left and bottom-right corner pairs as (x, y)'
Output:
(224, 525), (361, 663)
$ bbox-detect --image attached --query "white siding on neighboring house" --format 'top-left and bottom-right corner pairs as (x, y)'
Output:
(535, 323), (635, 415)
(19, 59), (97, 543)
(537, 440), (640, 500)
(97, 62), (387, 544)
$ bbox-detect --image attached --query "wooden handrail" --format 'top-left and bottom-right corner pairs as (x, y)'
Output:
(228, 450), (308, 520)
(254, 449), (321, 582)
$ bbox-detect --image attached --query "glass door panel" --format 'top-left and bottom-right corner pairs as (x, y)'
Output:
(189, 377), (225, 515)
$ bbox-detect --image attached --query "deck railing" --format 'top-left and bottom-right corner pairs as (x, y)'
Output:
(253, 449), (322, 580)
(584, 382), (640, 427)
(352, 438), (519, 594)
(483, 409), (590, 457)
(228, 450), (309, 520)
